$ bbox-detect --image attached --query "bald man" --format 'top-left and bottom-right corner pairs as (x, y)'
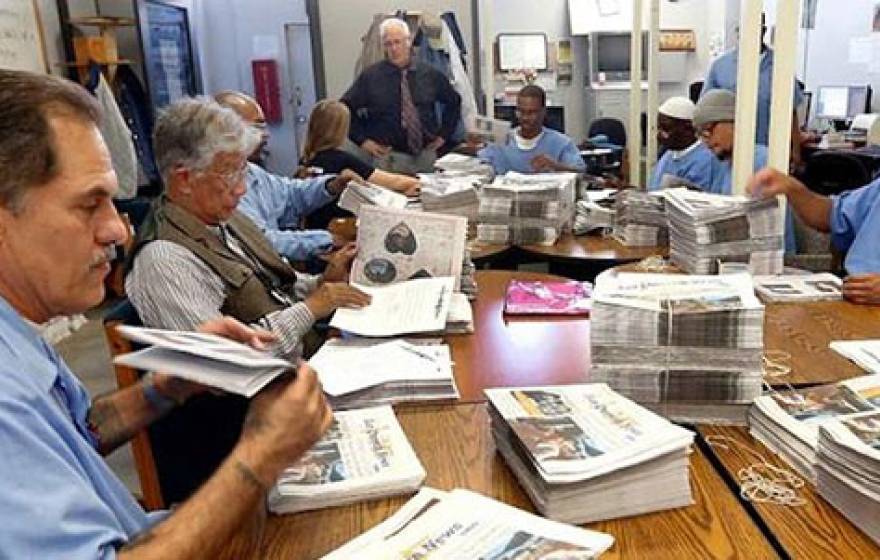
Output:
(215, 91), (362, 262)
(649, 96), (721, 192)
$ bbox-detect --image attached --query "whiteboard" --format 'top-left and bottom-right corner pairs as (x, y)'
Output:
(0, 0), (47, 72)
(498, 34), (547, 70)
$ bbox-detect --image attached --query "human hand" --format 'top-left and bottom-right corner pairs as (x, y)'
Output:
(426, 136), (445, 151)
(321, 242), (358, 282)
(235, 363), (334, 487)
(362, 139), (392, 158)
(746, 167), (808, 200)
(303, 282), (372, 319)
(843, 274), (880, 305)
(530, 154), (560, 172)
(402, 178), (421, 197)
(152, 317), (276, 402)
(327, 168), (365, 195)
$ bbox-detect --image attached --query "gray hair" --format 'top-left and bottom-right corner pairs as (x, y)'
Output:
(379, 17), (410, 40)
(153, 96), (260, 184)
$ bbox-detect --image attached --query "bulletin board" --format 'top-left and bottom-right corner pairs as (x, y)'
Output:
(0, 0), (48, 73)
(136, 0), (199, 111)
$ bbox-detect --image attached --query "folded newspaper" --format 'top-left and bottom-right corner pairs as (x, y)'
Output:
(338, 181), (409, 215)
(816, 411), (880, 545)
(830, 339), (880, 374)
(485, 384), (694, 523)
(269, 406), (425, 514)
(112, 325), (290, 397)
(752, 273), (842, 303)
(322, 487), (615, 559)
(308, 339), (459, 409)
(749, 375), (880, 481)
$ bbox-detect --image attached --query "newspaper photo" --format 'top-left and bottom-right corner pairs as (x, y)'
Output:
(753, 273), (842, 303)
(470, 114), (512, 145)
(352, 205), (467, 291)
(269, 406), (425, 514)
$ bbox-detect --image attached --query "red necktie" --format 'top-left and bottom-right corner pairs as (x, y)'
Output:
(400, 69), (424, 154)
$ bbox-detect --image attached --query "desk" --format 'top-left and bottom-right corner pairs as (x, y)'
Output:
(259, 404), (778, 559)
(764, 301), (880, 386)
(468, 239), (513, 267)
(698, 425), (880, 559)
(519, 233), (669, 281)
(448, 270), (590, 401)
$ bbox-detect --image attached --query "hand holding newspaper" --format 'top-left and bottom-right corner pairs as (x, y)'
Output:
(112, 325), (291, 397)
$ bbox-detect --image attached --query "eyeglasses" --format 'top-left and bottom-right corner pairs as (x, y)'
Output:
(697, 122), (717, 140)
(203, 162), (248, 191)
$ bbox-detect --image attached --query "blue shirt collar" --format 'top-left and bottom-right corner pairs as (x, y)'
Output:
(0, 294), (60, 392)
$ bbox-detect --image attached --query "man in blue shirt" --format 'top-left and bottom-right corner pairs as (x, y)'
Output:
(478, 85), (586, 174)
(649, 96), (720, 191)
(749, 168), (880, 305)
(0, 69), (332, 557)
(217, 91), (361, 261)
(700, 13), (804, 165)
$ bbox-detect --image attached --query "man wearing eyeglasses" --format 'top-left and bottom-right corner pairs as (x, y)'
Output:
(125, 97), (370, 501)
(477, 85), (585, 175)
(215, 91), (356, 263)
(342, 17), (461, 174)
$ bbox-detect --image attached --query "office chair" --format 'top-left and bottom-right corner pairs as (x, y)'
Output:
(803, 152), (870, 196)
(689, 81), (703, 103)
(588, 118), (627, 147)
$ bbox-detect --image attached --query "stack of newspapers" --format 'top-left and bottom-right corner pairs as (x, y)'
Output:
(338, 181), (409, 215)
(590, 271), (765, 424)
(417, 173), (481, 221)
(816, 411), (880, 545)
(574, 192), (616, 235)
(308, 339), (459, 409)
(477, 172), (577, 245)
(752, 272), (842, 303)
(831, 339), (880, 373)
(268, 406), (425, 514)
(322, 487), (615, 559)
(612, 189), (668, 246)
(749, 375), (880, 481)
(485, 384), (694, 523)
(663, 188), (784, 274)
(433, 152), (494, 180)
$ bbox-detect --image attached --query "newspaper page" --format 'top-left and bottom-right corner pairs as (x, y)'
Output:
(329, 277), (455, 337)
(830, 339), (880, 374)
(485, 384), (693, 483)
(322, 488), (614, 560)
(753, 273), (842, 302)
(308, 339), (454, 396)
(821, 410), (880, 461)
(470, 114), (512, 144)
(338, 181), (409, 215)
(269, 406), (425, 513)
(352, 205), (467, 291)
(593, 271), (763, 313)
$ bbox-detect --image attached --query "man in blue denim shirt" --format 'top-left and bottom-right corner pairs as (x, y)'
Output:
(0, 70), (332, 558)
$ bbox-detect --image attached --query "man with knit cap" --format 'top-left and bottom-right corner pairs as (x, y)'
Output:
(649, 96), (721, 192)
(693, 89), (768, 196)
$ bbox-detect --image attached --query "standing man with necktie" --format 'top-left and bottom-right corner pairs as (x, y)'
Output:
(342, 17), (461, 174)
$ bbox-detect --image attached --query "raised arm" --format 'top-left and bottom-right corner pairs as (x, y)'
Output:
(746, 167), (831, 231)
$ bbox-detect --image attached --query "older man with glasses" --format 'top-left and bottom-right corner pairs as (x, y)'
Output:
(125, 96), (370, 502)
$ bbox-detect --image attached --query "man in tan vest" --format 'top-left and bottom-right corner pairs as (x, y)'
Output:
(125, 96), (369, 502)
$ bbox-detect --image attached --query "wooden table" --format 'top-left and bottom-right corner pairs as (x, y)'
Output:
(259, 404), (779, 559)
(448, 270), (591, 401)
(698, 425), (880, 559)
(764, 300), (880, 386)
(468, 238), (513, 267)
(519, 233), (668, 281)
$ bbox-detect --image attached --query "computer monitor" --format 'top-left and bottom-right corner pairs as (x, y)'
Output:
(592, 32), (648, 82)
(815, 85), (872, 120)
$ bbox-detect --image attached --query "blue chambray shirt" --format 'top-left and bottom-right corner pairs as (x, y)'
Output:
(701, 49), (804, 146)
(477, 127), (586, 174)
(649, 141), (720, 192)
(0, 295), (160, 558)
(238, 163), (336, 261)
(830, 177), (880, 274)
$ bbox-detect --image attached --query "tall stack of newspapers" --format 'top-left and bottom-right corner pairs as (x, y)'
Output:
(268, 406), (425, 514)
(816, 411), (880, 545)
(308, 339), (459, 410)
(590, 271), (765, 424)
(485, 384), (694, 523)
(322, 487), (615, 558)
(663, 188), (784, 274)
(477, 172), (577, 245)
(433, 152), (495, 180)
(749, 375), (880, 481)
(612, 190), (668, 246)
(417, 173), (481, 221)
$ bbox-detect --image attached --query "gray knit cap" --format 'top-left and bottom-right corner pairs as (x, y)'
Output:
(693, 89), (736, 128)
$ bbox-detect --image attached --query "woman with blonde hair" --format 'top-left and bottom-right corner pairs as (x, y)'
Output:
(301, 99), (419, 195)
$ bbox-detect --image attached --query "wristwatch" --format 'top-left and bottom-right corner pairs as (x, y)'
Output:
(142, 372), (179, 413)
